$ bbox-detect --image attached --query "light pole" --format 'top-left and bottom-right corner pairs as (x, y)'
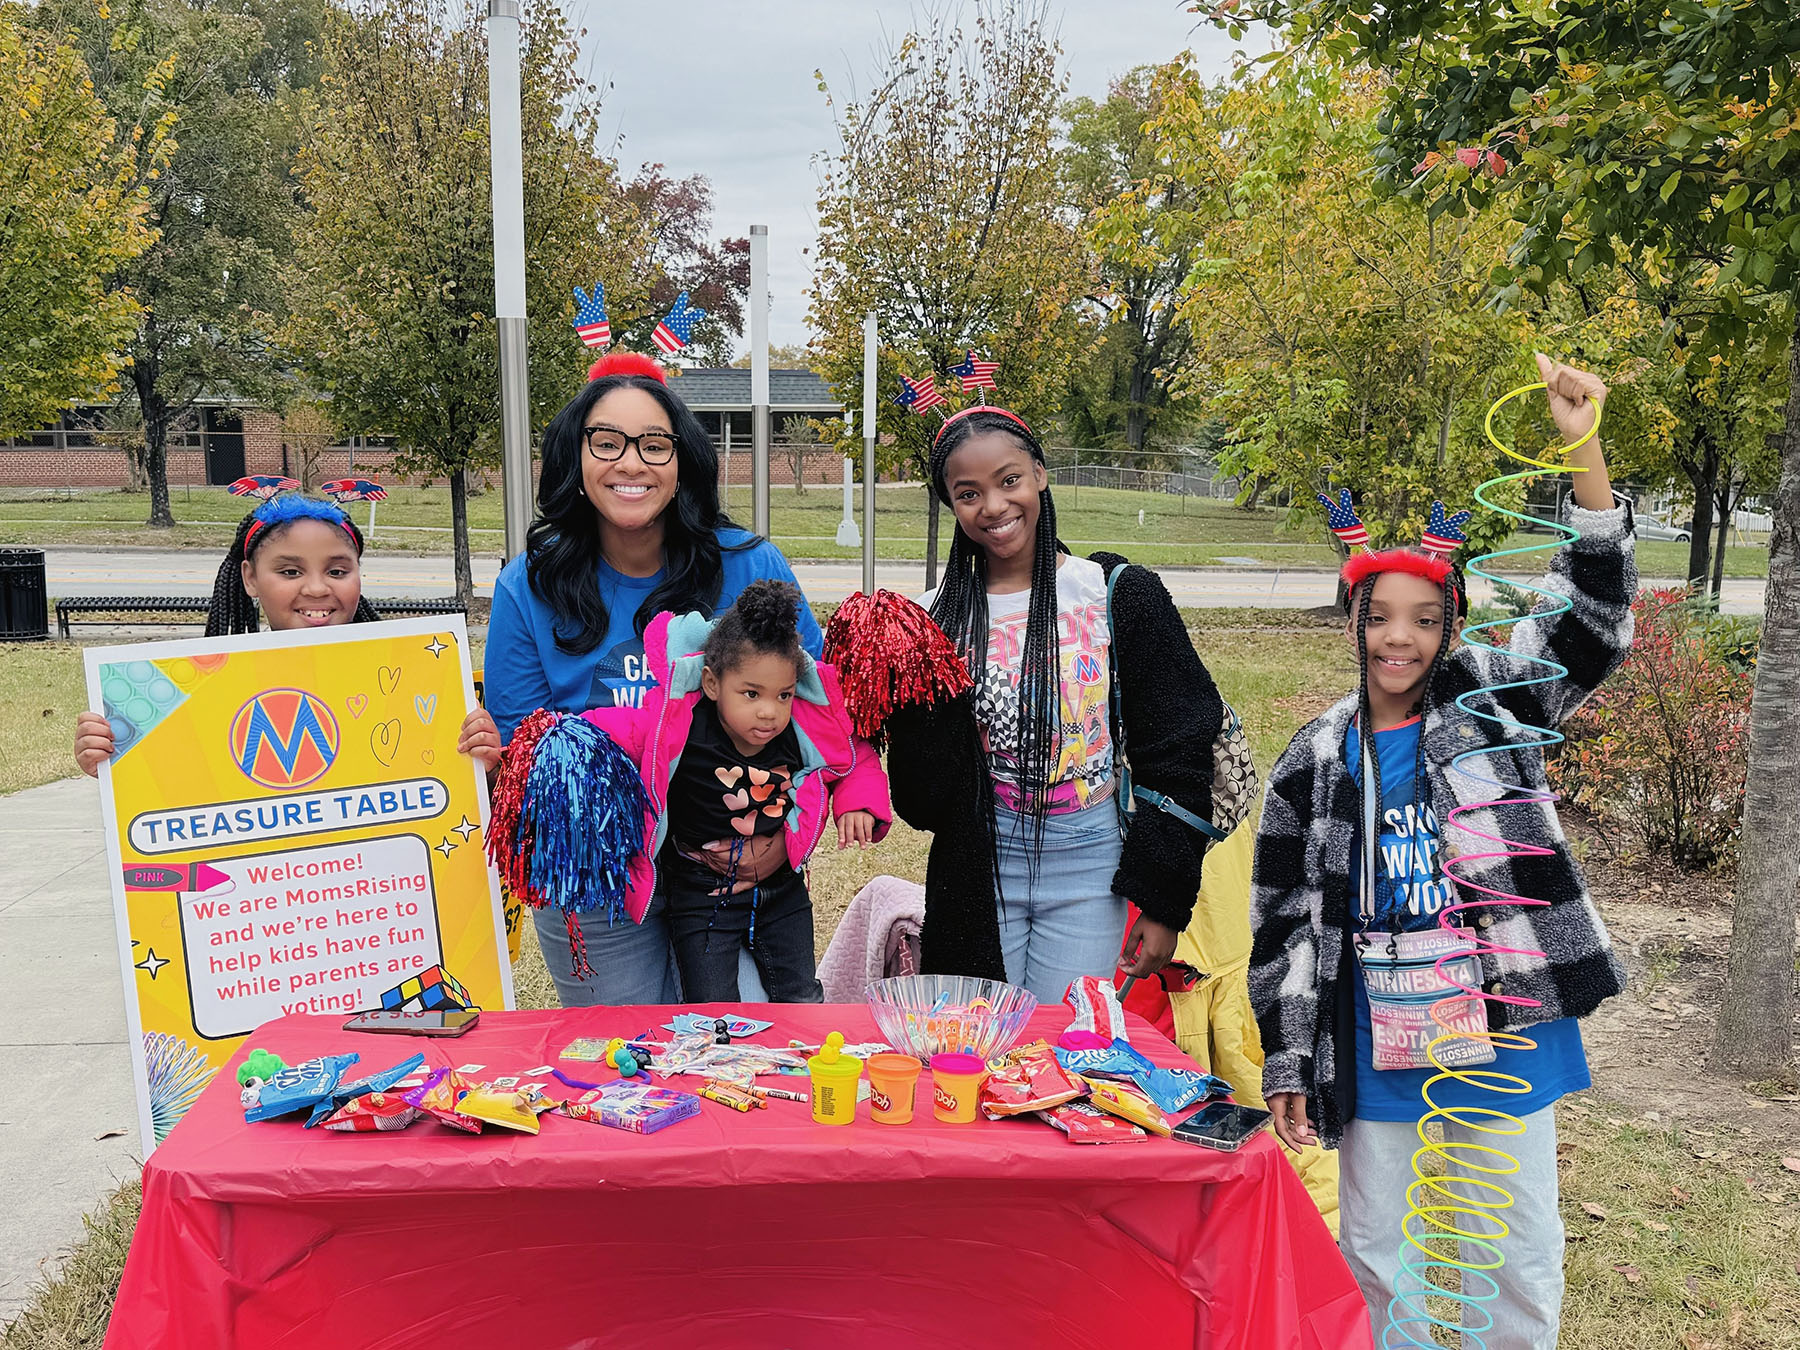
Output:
(861, 311), (877, 596)
(487, 0), (531, 562)
(750, 225), (771, 537)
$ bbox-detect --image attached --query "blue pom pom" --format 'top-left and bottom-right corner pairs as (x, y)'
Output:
(514, 716), (649, 925)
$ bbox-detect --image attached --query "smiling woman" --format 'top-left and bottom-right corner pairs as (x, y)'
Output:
(479, 351), (822, 1008)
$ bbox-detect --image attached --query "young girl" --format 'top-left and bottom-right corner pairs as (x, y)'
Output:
(76, 494), (499, 775)
(577, 580), (889, 1002)
(1249, 356), (1632, 1347)
(902, 405), (1228, 1004)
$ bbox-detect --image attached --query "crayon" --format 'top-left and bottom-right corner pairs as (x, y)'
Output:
(751, 1086), (809, 1103)
(122, 862), (233, 893)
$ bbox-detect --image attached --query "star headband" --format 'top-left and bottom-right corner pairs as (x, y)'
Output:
(1317, 489), (1470, 591)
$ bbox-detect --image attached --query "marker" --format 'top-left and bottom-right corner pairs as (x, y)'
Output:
(122, 862), (233, 893)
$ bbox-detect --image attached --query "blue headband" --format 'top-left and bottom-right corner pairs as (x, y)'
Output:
(245, 496), (359, 554)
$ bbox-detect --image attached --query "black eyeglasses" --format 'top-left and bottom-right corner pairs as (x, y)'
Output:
(582, 425), (678, 465)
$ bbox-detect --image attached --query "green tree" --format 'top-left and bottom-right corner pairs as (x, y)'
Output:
(280, 0), (644, 607)
(1065, 66), (1206, 455)
(0, 15), (158, 435)
(807, 1), (1086, 585)
(37, 0), (317, 527)
(1145, 59), (1528, 561)
(1219, 0), (1800, 1077)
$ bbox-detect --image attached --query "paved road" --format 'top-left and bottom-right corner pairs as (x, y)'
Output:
(41, 547), (1768, 614)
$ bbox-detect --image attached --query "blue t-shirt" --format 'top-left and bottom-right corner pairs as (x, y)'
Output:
(1345, 717), (1590, 1121)
(484, 528), (824, 742)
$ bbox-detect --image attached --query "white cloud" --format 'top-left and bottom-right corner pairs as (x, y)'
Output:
(567, 1), (1267, 349)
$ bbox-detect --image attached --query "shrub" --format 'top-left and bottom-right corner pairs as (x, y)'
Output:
(1553, 588), (1752, 872)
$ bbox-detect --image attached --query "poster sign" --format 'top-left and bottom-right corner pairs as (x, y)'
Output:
(86, 616), (512, 1151)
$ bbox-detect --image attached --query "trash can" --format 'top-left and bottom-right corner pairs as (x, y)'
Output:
(0, 547), (49, 641)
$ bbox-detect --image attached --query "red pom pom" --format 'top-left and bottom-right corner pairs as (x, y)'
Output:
(587, 351), (668, 385)
(823, 590), (973, 745)
(486, 708), (557, 907)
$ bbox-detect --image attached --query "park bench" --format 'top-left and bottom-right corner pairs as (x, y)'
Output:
(55, 595), (465, 639)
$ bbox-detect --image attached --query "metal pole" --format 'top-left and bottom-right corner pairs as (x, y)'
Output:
(488, 0), (532, 562)
(861, 311), (877, 596)
(750, 225), (771, 537)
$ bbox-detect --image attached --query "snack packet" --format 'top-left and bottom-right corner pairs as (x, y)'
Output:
(456, 1086), (541, 1134)
(1055, 1038), (1230, 1115)
(404, 1068), (484, 1133)
(304, 1053), (427, 1128)
(322, 1091), (422, 1133)
(1063, 975), (1128, 1043)
(978, 1041), (1086, 1119)
(1080, 1076), (1172, 1137)
(244, 1053), (360, 1123)
(1036, 1100), (1147, 1143)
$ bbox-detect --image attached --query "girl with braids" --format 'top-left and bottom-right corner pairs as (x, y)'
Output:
(575, 580), (889, 1001)
(77, 496), (497, 774)
(478, 352), (823, 1007)
(903, 405), (1229, 1004)
(1249, 357), (1634, 1347)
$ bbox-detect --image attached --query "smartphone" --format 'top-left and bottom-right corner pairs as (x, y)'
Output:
(343, 1009), (480, 1037)
(1170, 1101), (1273, 1152)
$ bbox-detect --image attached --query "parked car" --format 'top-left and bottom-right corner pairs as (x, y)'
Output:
(1634, 512), (1691, 543)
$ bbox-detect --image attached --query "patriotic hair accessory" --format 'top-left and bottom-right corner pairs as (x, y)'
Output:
(572, 282), (611, 350)
(651, 291), (706, 355)
(894, 372), (947, 415)
(1342, 547), (1454, 592)
(1420, 500), (1472, 559)
(587, 351), (668, 386)
(931, 403), (1035, 446)
(244, 495), (361, 554)
(950, 350), (1000, 394)
(1316, 488), (1370, 550)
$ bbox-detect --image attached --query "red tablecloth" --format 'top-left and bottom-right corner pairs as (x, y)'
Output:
(106, 1006), (1369, 1349)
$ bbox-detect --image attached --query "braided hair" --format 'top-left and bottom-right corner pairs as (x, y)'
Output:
(703, 579), (804, 677)
(1351, 565), (1466, 928)
(927, 410), (1064, 873)
(206, 498), (380, 637)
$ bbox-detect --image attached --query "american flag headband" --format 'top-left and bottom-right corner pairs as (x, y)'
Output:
(243, 497), (361, 555)
(1317, 489), (1470, 590)
(932, 403), (1035, 447)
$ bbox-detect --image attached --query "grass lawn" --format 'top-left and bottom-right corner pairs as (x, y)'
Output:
(3, 613), (1793, 1348)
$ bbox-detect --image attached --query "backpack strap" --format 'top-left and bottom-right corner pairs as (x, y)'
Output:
(1105, 563), (1229, 842)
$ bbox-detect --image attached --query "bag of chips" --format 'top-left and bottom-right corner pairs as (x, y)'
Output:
(1080, 1076), (1173, 1137)
(244, 1053), (360, 1123)
(978, 1041), (1086, 1119)
(1035, 1100), (1147, 1143)
(322, 1091), (422, 1133)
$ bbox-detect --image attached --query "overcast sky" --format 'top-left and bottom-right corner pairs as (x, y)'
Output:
(567, 1), (1269, 351)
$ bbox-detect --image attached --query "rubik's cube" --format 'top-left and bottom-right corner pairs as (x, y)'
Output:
(379, 965), (475, 1012)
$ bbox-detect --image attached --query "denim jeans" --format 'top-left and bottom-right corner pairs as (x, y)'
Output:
(993, 800), (1128, 1005)
(1339, 1103), (1566, 1349)
(663, 856), (823, 1003)
(531, 893), (769, 1007)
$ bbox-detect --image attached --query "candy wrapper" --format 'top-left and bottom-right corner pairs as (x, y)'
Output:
(664, 1014), (774, 1038)
(322, 1091), (422, 1133)
(1080, 1076), (1172, 1137)
(244, 1053), (360, 1123)
(404, 1068), (484, 1133)
(558, 1081), (703, 1134)
(978, 1041), (1086, 1119)
(1063, 975), (1128, 1043)
(457, 1087), (540, 1134)
(1054, 1038), (1230, 1115)
(1036, 1100), (1147, 1144)
(304, 1053), (427, 1128)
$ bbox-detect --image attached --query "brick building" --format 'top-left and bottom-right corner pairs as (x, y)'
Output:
(0, 368), (845, 489)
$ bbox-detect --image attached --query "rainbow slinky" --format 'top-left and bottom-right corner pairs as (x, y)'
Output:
(1380, 384), (1601, 1348)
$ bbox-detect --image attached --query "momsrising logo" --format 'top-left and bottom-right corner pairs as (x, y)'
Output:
(230, 689), (339, 789)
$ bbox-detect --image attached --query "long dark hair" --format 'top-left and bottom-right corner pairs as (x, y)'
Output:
(927, 410), (1063, 845)
(1352, 565), (1463, 927)
(527, 371), (748, 655)
(206, 501), (380, 637)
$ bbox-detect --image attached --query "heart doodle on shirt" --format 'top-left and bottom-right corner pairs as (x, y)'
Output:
(747, 766), (770, 786)
(714, 766), (743, 788)
(722, 789), (750, 811)
(750, 783), (773, 803)
(731, 814), (758, 836)
(763, 803), (784, 817)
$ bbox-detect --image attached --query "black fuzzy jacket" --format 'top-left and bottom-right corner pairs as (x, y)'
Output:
(888, 554), (1227, 979)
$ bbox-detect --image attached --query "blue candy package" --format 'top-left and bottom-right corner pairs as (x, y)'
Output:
(245, 1053), (360, 1123)
(1054, 1039), (1230, 1114)
(303, 1053), (427, 1128)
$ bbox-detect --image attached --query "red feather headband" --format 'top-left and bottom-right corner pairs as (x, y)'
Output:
(587, 351), (668, 385)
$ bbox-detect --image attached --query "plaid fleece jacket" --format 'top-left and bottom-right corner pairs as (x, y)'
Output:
(1248, 504), (1637, 1146)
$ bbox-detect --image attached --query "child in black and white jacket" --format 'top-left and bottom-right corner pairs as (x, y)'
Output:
(1249, 357), (1634, 1349)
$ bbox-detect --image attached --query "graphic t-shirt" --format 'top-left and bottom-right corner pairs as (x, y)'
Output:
(923, 555), (1114, 814)
(1344, 716), (1591, 1121)
(665, 699), (801, 848)
(484, 529), (824, 742)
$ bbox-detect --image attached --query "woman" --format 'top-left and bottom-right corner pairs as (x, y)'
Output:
(480, 352), (821, 1006)
(898, 405), (1227, 1003)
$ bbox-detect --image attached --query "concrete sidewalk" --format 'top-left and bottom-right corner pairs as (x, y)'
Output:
(0, 775), (139, 1323)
